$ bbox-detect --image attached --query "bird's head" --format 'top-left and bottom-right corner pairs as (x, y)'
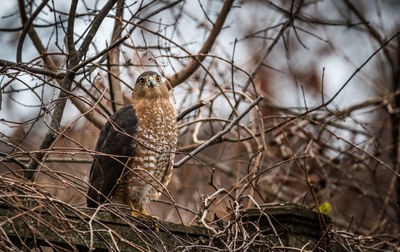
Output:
(132, 71), (169, 99)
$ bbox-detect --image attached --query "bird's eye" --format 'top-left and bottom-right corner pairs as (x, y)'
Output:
(139, 78), (145, 85)
(155, 75), (161, 82)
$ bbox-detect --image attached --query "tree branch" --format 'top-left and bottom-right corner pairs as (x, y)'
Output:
(77, 0), (118, 59)
(176, 100), (208, 122)
(16, 0), (110, 129)
(342, 0), (394, 69)
(174, 96), (263, 168)
(25, 0), (118, 181)
(108, 0), (125, 112)
(167, 0), (234, 87)
(17, 0), (50, 63)
(0, 59), (64, 79)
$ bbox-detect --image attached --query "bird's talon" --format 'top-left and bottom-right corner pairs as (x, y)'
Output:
(130, 205), (159, 232)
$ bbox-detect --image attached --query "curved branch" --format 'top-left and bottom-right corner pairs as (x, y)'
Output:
(176, 100), (208, 121)
(167, 0), (234, 87)
(17, 0), (50, 63)
(174, 96), (263, 168)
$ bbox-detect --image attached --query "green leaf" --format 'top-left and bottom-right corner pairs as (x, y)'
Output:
(319, 202), (331, 215)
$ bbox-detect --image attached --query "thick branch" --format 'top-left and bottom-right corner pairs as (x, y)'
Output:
(25, 0), (80, 181)
(66, 0), (78, 62)
(167, 0), (234, 87)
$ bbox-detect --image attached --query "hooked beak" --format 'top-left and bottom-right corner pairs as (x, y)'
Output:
(148, 77), (155, 87)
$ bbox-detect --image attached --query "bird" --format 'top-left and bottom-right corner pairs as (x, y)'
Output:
(87, 71), (178, 217)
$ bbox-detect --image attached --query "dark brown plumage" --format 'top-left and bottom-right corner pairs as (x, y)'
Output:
(87, 105), (138, 207)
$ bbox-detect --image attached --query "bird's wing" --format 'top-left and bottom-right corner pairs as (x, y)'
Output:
(87, 105), (138, 207)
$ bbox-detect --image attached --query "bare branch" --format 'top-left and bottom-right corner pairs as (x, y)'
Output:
(25, 0), (118, 180)
(174, 96), (263, 168)
(108, 0), (124, 112)
(167, 0), (234, 87)
(0, 59), (64, 79)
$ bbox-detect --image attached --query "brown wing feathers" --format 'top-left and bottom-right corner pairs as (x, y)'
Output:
(87, 105), (138, 207)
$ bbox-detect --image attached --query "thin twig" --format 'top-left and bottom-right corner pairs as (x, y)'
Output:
(174, 96), (262, 168)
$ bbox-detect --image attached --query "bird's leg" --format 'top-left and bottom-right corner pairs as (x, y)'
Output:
(140, 208), (149, 215)
(139, 208), (160, 221)
(128, 199), (144, 217)
(128, 200), (159, 231)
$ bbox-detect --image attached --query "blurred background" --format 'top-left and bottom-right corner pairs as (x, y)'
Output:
(0, 0), (399, 237)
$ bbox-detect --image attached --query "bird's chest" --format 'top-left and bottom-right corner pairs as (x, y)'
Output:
(134, 99), (177, 152)
(117, 98), (177, 207)
(129, 98), (177, 175)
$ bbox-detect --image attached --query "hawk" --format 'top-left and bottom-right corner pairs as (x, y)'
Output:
(87, 71), (178, 216)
